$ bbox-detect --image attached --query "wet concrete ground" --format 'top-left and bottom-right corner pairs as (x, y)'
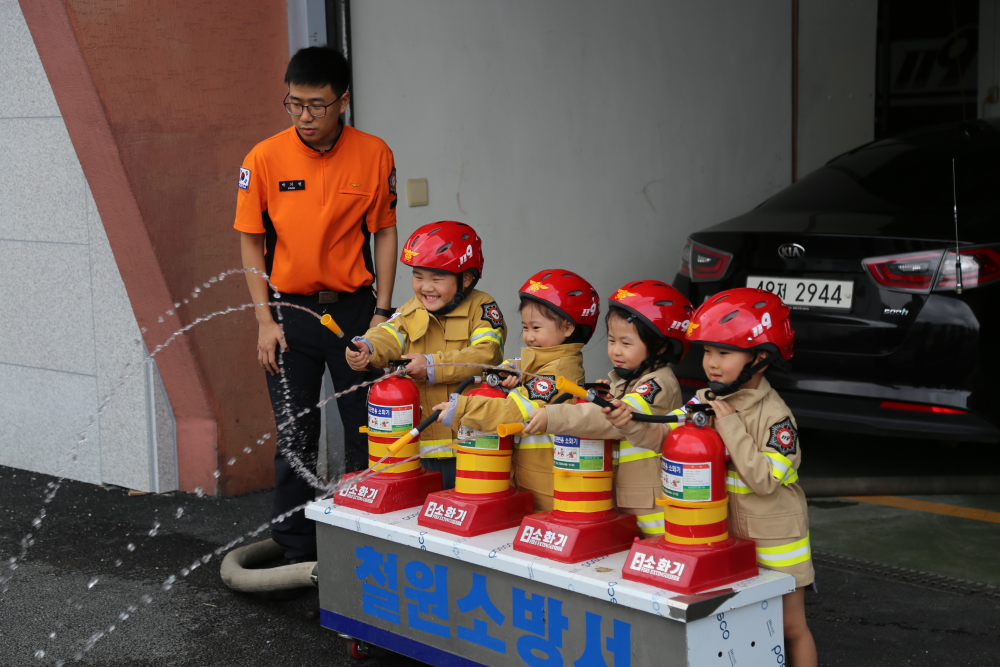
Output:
(1, 430), (998, 666)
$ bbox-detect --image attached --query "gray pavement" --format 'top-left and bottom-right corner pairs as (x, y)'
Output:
(1, 436), (998, 666)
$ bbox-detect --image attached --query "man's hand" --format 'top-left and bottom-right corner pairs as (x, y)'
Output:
(257, 319), (288, 376)
(709, 399), (735, 419)
(402, 352), (427, 380)
(524, 408), (548, 434)
(369, 314), (388, 329)
(603, 399), (633, 430)
(346, 340), (372, 371)
(432, 401), (450, 422)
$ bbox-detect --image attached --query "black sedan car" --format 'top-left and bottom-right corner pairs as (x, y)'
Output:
(672, 119), (1000, 443)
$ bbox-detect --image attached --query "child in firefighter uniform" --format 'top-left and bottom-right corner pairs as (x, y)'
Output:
(607, 287), (817, 666)
(346, 221), (506, 489)
(434, 269), (599, 511)
(522, 281), (692, 538)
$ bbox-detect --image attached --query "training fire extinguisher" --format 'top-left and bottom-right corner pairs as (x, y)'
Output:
(658, 410), (731, 545)
(365, 360), (424, 475)
(453, 372), (516, 497)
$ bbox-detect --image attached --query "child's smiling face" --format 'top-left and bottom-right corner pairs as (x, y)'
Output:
(411, 268), (471, 312)
(701, 345), (756, 385)
(520, 301), (574, 348)
(606, 316), (648, 371)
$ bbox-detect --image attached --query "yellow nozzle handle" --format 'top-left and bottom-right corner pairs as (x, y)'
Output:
(555, 377), (588, 399)
(359, 426), (369, 434)
(387, 431), (417, 455)
(496, 423), (525, 437)
(320, 314), (344, 338)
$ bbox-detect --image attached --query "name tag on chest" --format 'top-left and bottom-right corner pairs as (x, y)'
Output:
(279, 181), (305, 191)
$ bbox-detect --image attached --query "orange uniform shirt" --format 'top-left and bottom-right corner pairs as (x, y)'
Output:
(234, 125), (398, 294)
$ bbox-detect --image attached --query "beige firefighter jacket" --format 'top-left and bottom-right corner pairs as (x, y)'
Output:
(544, 365), (682, 536)
(354, 288), (506, 458)
(617, 376), (814, 586)
(448, 343), (585, 510)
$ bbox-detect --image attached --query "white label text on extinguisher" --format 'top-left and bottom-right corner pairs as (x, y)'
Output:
(663, 458), (712, 502)
(553, 435), (605, 471)
(368, 403), (414, 434)
(457, 425), (500, 450)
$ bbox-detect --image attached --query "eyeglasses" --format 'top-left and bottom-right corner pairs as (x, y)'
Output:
(283, 93), (342, 118)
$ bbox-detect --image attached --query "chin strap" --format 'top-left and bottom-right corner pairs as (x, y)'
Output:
(428, 272), (479, 318)
(706, 355), (772, 398)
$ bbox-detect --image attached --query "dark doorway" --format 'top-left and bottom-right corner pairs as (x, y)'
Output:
(875, 0), (979, 139)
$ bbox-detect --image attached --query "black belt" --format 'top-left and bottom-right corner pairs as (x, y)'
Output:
(275, 288), (371, 305)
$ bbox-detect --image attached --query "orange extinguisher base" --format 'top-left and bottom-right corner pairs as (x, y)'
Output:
(621, 535), (758, 595)
(334, 468), (443, 514)
(512, 510), (638, 564)
(418, 488), (535, 537)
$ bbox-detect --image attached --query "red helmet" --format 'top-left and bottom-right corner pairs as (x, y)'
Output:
(609, 280), (694, 360)
(518, 269), (600, 342)
(401, 221), (484, 278)
(686, 288), (794, 361)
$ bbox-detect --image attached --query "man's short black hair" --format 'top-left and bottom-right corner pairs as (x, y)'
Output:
(285, 47), (351, 98)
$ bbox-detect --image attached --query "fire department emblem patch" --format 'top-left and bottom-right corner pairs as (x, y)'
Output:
(526, 375), (557, 402)
(388, 167), (397, 195)
(481, 301), (504, 328)
(767, 417), (798, 455)
(633, 379), (662, 403)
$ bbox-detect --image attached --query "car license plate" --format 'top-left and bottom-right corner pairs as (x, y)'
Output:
(746, 276), (853, 310)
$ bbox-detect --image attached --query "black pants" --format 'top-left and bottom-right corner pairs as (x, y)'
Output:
(266, 289), (376, 560)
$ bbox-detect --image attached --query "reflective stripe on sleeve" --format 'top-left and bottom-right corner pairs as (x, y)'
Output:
(377, 321), (407, 351)
(726, 470), (754, 494)
(755, 532), (811, 567)
(762, 452), (800, 486)
(508, 390), (538, 421)
(470, 327), (504, 346)
(622, 393), (652, 415)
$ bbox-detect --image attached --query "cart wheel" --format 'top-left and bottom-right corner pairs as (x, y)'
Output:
(346, 639), (369, 660)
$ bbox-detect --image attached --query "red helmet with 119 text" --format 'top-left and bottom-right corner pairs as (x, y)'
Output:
(686, 287), (794, 362)
(400, 221), (484, 278)
(518, 269), (600, 343)
(609, 280), (694, 361)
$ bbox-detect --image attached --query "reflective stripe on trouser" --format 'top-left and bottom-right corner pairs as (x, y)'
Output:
(420, 438), (457, 459)
(455, 447), (511, 495)
(726, 465), (799, 494)
(368, 434), (421, 473)
(755, 532), (811, 567)
(663, 497), (729, 545)
(552, 471), (613, 513)
(635, 509), (664, 536)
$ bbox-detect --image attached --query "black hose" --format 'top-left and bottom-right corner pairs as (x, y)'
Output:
(551, 393), (576, 405)
(575, 388), (713, 422)
(412, 376), (478, 435)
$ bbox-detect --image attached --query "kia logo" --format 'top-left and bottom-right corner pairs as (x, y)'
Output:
(778, 243), (805, 259)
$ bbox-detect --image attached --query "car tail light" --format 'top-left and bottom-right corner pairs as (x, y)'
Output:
(679, 238), (733, 283)
(677, 377), (707, 388)
(933, 246), (1000, 291)
(862, 251), (943, 293)
(879, 400), (968, 414)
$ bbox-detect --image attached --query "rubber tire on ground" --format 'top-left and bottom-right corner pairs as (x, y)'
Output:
(346, 639), (369, 660)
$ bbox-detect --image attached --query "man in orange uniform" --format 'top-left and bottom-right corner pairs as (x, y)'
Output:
(235, 47), (398, 563)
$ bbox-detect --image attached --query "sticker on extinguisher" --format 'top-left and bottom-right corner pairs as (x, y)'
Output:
(554, 435), (606, 471)
(457, 424), (500, 450)
(368, 403), (414, 435)
(662, 458), (711, 502)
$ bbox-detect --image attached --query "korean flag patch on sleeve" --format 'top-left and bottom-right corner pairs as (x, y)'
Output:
(633, 378), (662, 403)
(767, 417), (798, 456)
(526, 375), (557, 402)
(481, 301), (504, 328)
(238, 167), (251, 191)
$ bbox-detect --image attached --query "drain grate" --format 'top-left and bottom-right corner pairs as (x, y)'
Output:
(813, 550), (1000, 600)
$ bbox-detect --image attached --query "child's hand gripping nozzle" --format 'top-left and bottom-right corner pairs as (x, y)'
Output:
(386, 375), (479, 456)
